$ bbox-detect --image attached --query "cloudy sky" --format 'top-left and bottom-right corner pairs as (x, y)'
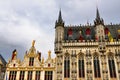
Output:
(0, 0), (120, 62)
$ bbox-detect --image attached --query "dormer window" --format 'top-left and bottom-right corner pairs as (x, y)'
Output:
(29, 57), (34, 66)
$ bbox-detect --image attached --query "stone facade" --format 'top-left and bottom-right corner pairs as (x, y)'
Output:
(55, 9), (120, 80)
(5, 41), (56, 80)
(4, 8), (120, 80)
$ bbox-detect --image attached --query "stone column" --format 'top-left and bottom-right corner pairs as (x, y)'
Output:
(24, 71), (27, 80)
(41, 70), (44, 80)
(16, 71), (20, 80)
(32, 71), (35, 80)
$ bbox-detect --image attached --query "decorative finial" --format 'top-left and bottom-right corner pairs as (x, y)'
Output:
(32, 40), (35, 47)
(48, 50), (51, 58)
(42, 57), (44, 63)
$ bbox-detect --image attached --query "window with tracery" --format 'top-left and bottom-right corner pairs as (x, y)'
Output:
(93, 54), (101, 78)
(64, 53), (70, 78)
(78, 53), (85, 78)
(108, 54), (116, 78)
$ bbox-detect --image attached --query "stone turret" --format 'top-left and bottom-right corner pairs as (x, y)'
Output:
(55, 10), (64, 28)
(55, 10), (64, 54)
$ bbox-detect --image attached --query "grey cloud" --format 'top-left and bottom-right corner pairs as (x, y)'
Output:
(0, 0), (120, 61)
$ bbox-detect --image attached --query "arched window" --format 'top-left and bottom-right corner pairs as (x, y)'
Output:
(108, 53), (116, 78)
(64, 53), (70, 78)
(78, 53), (85, 78)
(93, 53), (101, 78)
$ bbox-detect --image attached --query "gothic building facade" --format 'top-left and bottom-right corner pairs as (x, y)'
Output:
(5, 8), (120, 80)
(55, 9), (120, 80)
(5, 41), (56, 80)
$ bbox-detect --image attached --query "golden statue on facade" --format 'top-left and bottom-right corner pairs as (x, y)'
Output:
(32, 40), (35, 47)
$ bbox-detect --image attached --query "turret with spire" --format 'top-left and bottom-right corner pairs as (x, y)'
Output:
(55, 10), (64, 28)
(55, 9), (64, 54)
(94, 7), (104, 25)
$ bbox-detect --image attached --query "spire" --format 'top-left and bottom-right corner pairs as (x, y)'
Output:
(94, 7), (104, 25)
(58, 9), (62, 23)
(55, 9), (64, 28)
(96, 7), (100, 20)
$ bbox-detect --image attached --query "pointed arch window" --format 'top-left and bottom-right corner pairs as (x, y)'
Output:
(108, 54), (116, 78)
(93, 54), (101, 78)
(78, 53), (85, 78)
(64, 53), (70, 78)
